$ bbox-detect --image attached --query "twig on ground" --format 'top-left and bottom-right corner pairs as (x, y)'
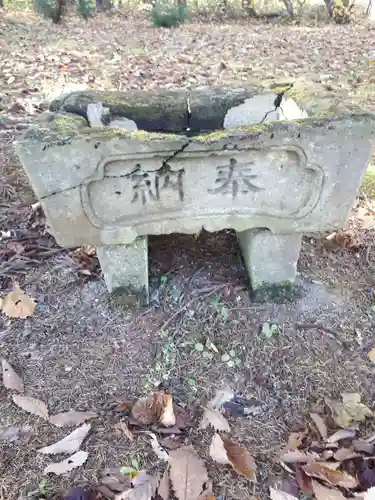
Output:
(295, 322), (350, 348)
(158, 283), (227, 332)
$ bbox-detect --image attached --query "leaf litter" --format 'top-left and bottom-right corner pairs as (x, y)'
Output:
(12, 394), (49, 420)
(274, 397), (375, 499)
(49, 410), (98, 427)
(44, 450), (89, 475)
(38, 423), (91, 455)
(0, 284), (36, 318)
(1, 358), (24, 392)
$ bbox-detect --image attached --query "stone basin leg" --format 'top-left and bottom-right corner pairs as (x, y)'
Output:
(236, 229), (302, 293)
(96, 237), (149, 305)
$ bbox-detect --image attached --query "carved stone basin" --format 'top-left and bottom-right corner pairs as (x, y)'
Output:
(15, 86), (375, 305)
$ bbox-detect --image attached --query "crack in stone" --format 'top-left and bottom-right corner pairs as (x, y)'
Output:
(259, 82), (295, 125)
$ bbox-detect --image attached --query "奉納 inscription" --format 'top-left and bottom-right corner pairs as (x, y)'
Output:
(208, 158), (265, 199)
(129, 163), (184, 205)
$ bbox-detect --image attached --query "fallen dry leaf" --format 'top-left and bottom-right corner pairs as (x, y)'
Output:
(158, 468), (170, 500)
(169, 445), (208, 500)
(279, 450), (316, 464)
(310, 413), (328, 439)
(114, 397), (137, 413)
(12, 394), (49, 420)
(367, 347), (375, 363)
(160, 395), (176, 427)
(210, 433), (230, 464)
(49, 410), (97, 427)
(311, 480), (347, 499)
(295, 466), (313, 494)
(327, 428), (357, 443)
(132, 392), (176, 427)
(38, 423), (91, 454)
(199, 407), (230, 432)
(208, 384), (234, 410)
(283, 430), (308, 451)
(303, 462), (358, 488)
(114, 420), (134, 441)
(326, 394), (373, 428)
(146, 432), (169, 461)
(1, 285), (36, 318)
(334, 448), (358, 461)
(44, 450), (88, 475)
(222, 435), (257, 480)
(269, 487), (298, 500)
(209, 433), (256, 481)
(1, 359), (24, 392)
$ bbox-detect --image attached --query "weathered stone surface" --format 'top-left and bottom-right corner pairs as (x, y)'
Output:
(96, 238), (148, 304)
(237, 229), (302, 290)
(15, 87), (375, 301)
(17, 113), (375, 249)
(109, 117), (138, 131)
(50, 89), (189, 132)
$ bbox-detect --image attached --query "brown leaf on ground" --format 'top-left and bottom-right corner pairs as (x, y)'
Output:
(132, 392), (176, 427)
(114, 397), (137, 413)
(1, 359), (24, 392)
(303, 462), (358, 488)
(222, 436), (257, 481)
(283, 430), (308, 451)
(326, 394), (373, 428)
(169, 444), (208, 500)
(209, 433), (257, 480)
(44, 450), (88, 475)
(199, 407), (230, 432)
(279, 450), (316, 464)
(12, 394), (49, 420)
(295, 466), (313, 494)
(269, 487), (298, 500)
(327, 428), (357, 443)
(38, 423), (91, 454)
(310, 413), (328, 439)
(333, 448), (358, 461)
(114, 421), (134, 441)
(367, 346), (375, 363)
(311, 480), (347, 499)
(49, 410), (97, 427)
(1, 284), (36, 318)
(157, 468), (170, 500)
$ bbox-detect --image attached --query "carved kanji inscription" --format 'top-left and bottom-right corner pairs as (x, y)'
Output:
(208, 158), (265, 199)
(129, 163), (184, 205)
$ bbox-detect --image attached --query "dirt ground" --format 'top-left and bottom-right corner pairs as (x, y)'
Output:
(1, 9), (375, 500)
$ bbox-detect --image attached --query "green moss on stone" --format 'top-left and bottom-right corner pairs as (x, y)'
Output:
(253, 281), (301, 303)
(50, 112), (88, 134)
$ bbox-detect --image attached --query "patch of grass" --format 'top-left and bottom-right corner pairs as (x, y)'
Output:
(151, 2), (189, 27)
